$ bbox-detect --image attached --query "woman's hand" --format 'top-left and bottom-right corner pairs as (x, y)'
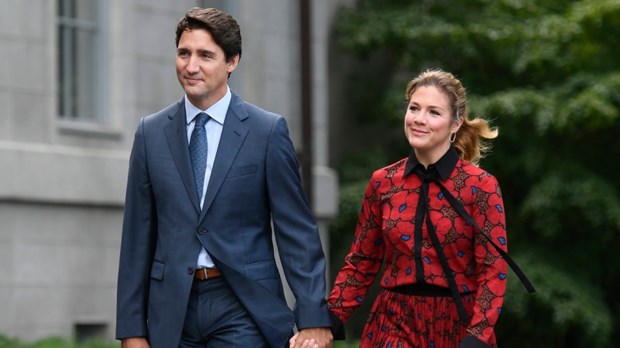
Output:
(289, 327), (332, 348)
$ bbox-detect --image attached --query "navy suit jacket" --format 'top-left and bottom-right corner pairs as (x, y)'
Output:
(116, 93), (331, 348)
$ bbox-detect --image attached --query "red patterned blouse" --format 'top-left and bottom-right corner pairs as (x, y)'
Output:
(328, 148), (508, 344)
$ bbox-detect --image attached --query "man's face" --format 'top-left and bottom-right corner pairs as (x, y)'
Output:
(176, 28), (238, 110)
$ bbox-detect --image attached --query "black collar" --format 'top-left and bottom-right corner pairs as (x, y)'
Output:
(404, 147), (459, 180)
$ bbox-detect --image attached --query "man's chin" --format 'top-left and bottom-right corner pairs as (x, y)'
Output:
(184, 88), (206, 99)
(184, 84), (202, 92)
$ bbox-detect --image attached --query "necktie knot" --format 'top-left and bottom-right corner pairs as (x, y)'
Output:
(194, 112), (209, 127)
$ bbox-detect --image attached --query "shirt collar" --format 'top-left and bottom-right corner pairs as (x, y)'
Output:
(404, 146), (459, 180)
(185, 86), (231, 126)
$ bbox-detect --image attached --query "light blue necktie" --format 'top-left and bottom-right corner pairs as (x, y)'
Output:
(189, 112), (209, 202)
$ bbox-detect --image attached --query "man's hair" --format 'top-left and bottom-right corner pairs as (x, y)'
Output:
(175, 7), (242, 63)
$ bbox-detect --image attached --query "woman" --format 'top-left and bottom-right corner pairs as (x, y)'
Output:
(295, 69), (508, 348)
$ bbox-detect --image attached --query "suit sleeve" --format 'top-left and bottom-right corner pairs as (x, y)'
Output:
(116, 118), (157, 339)
(265, 116), (332, 330)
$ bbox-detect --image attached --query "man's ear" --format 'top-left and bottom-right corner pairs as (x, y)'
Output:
(227, 55), (240, 74)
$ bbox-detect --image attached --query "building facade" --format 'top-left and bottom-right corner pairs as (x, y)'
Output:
(0, 0), (340, 341)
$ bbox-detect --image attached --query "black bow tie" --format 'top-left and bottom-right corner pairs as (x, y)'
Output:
(415, 165), (441, 183)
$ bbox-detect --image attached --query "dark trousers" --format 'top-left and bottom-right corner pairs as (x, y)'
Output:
(179, 277), (268, 348)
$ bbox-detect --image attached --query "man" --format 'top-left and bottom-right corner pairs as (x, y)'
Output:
(116, 7), (333, 348)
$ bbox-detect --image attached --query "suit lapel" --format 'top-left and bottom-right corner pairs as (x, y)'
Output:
(200, 94), (249, 220)
(164, 100), (201, 213)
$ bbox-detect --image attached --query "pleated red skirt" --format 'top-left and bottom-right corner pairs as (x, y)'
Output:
(358, 289), (497, 348)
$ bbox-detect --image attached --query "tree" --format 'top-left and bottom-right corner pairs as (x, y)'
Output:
(329, 1), (620, 346)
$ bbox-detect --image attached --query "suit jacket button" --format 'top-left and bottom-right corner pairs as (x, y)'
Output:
(198, 228), (207, 235)
(187, 267), (194, 275)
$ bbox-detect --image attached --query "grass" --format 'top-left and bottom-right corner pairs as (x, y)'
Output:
(0, 335), (358, 348)
(0, 336), (119, 348)
(334, 340), (361, 348)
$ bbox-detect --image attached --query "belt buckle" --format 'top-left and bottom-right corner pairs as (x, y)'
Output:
(201, 268), (209, 280)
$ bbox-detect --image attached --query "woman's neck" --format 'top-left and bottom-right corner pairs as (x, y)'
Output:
(414, 143), (451, 168)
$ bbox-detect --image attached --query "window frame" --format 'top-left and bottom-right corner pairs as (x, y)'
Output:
(57, 0), (109, 126)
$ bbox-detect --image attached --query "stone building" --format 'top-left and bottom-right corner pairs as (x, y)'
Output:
(0, 0), (341, 341)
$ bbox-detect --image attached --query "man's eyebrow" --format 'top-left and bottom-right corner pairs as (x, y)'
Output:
(196, 48), (215, 55)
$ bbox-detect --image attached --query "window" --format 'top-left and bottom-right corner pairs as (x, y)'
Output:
(57, 0), (106, 122)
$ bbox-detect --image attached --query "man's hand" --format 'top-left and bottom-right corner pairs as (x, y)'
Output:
(121, 337), (150, 348)
(289, 327), (332, 348)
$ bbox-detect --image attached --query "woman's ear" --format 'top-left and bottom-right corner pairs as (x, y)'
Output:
(452, 116), (464, 133)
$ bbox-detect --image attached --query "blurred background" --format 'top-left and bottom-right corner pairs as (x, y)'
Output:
(1, 0), (619, 347)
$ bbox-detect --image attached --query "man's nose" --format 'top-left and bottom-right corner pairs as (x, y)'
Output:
(186, 55), (200, 72)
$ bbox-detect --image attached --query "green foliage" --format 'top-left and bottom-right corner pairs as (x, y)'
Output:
(0, 336), (118, 348)
(498, 253), (612, 347)
(329, 0), (620, 346)
(333, 340), (361, 348)
(0, 336), (21, 348)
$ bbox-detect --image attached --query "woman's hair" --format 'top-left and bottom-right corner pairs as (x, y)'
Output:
(405, 69), (497, 164)
(175, 7), (242, 63)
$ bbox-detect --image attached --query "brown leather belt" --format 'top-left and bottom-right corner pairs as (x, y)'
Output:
(194, 267), (222, 281)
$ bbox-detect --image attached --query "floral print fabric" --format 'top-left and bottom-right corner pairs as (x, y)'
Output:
(328, 149), (508, 346)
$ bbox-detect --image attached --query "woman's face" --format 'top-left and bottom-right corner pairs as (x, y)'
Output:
(404, 85), (462, 164)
